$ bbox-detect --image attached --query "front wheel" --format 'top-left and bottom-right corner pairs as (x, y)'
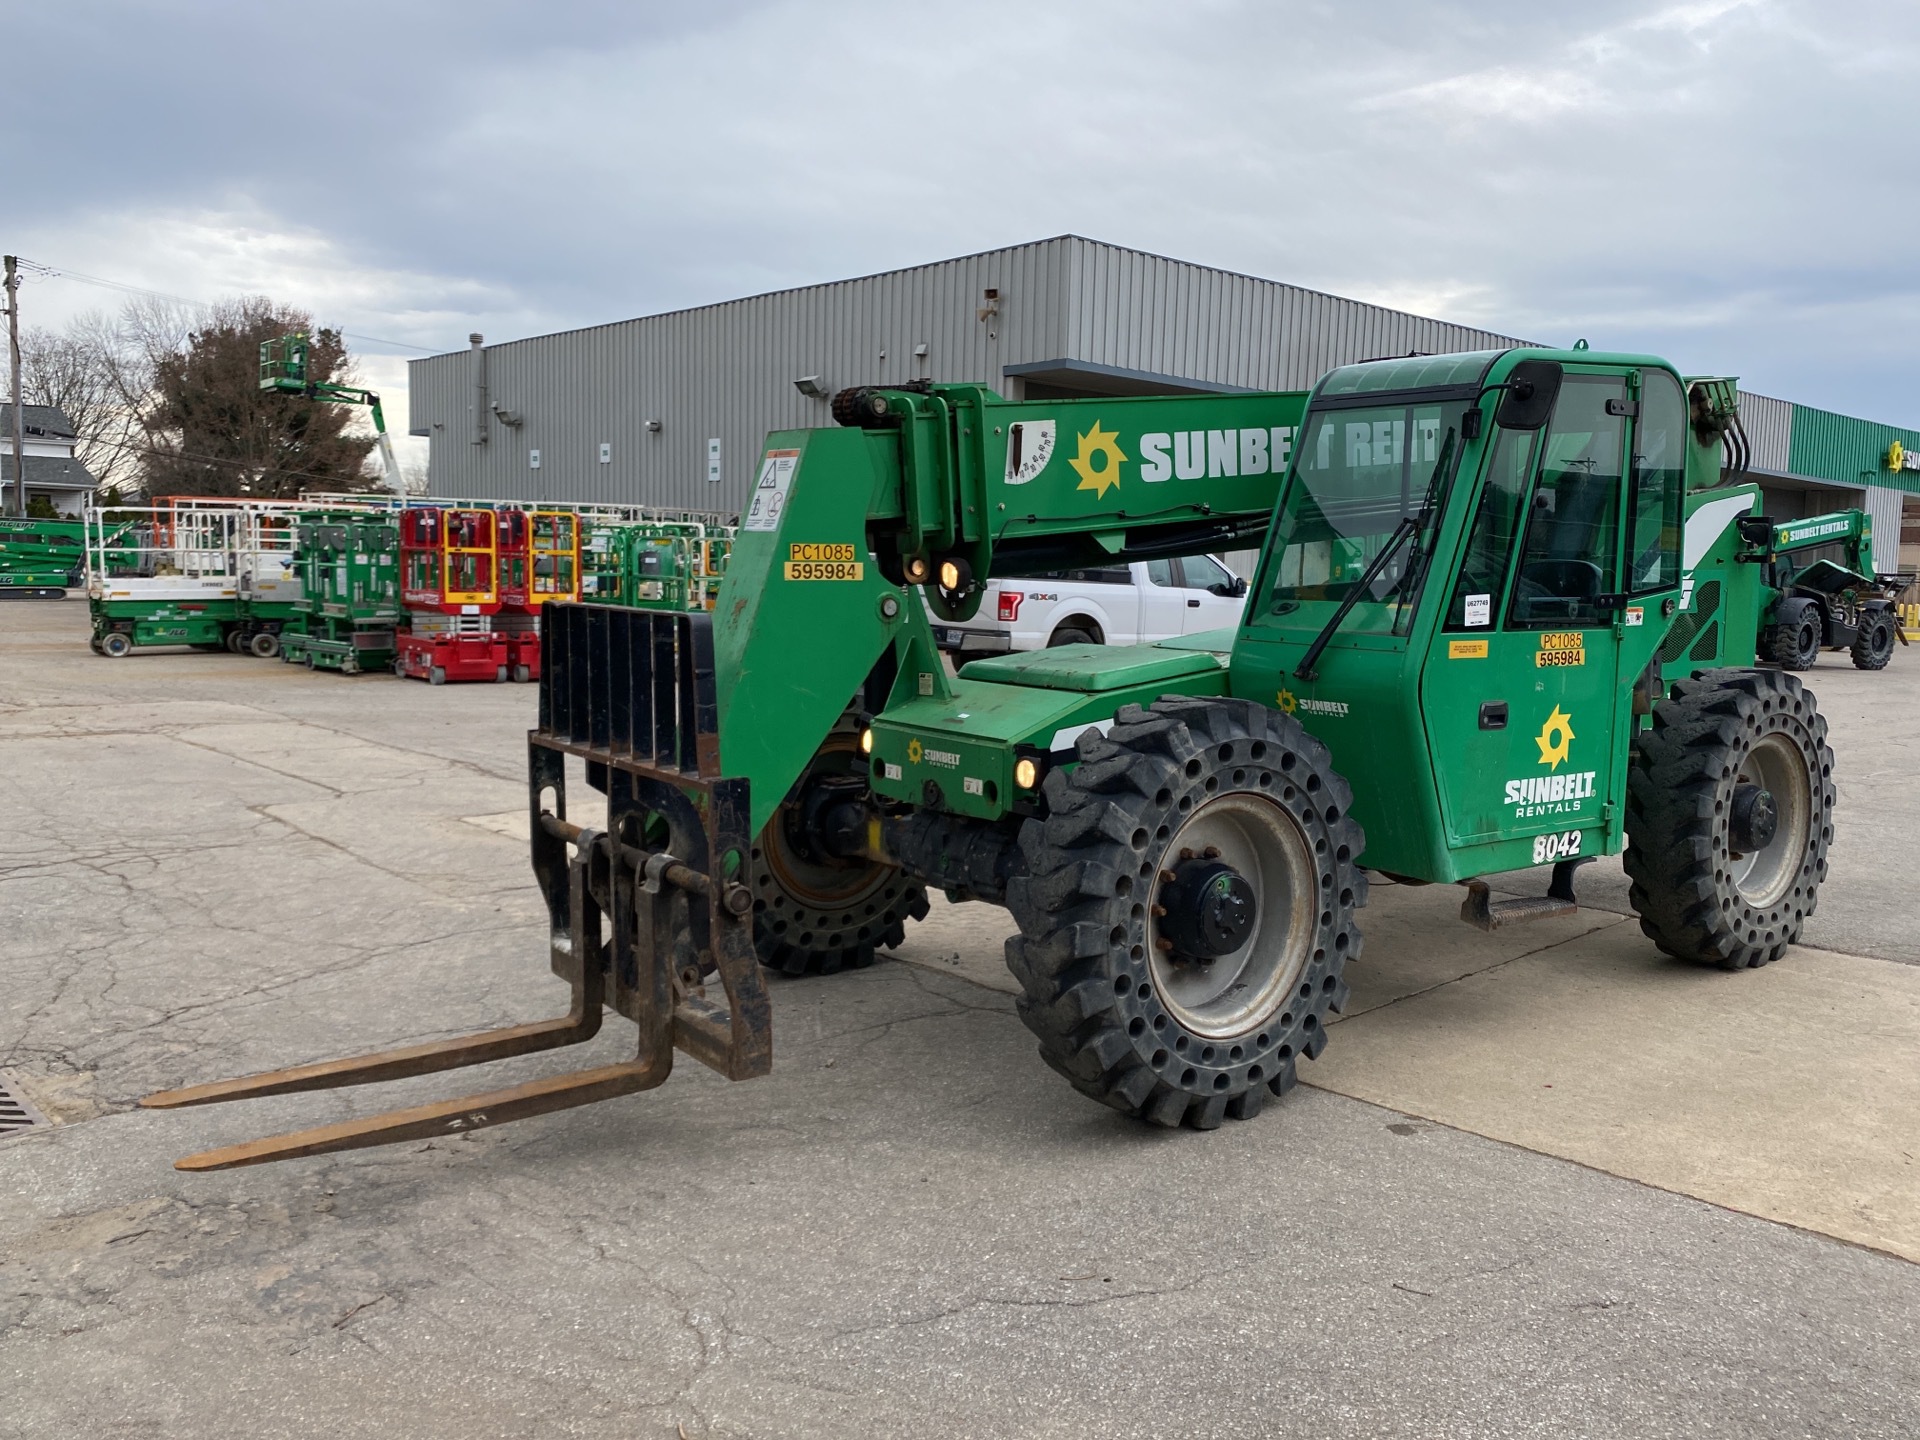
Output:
(1851, 609), (1896, 670)
(1007, 696), (1367, 1130)
(1764, 599), (1821, 669)
(751, 729), (929, 975)
(101, 632), (132, 658)
(249, 631), (280, 659)
(1624, 668), (1833, 970)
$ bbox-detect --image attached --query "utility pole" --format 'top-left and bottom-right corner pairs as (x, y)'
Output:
(4, 257), (23, 518)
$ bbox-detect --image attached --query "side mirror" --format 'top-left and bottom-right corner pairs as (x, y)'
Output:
(1493, 359), (1563, 431)
(1232, 576), (1248, 598)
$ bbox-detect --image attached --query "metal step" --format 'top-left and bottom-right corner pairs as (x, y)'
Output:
(1458, 858), (1593, 932)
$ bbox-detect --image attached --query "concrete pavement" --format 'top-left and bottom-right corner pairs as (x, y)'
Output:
(3, 600), (1918, 1438)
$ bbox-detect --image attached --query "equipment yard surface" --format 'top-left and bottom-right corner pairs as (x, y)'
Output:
(4, 600), (1918, 1438)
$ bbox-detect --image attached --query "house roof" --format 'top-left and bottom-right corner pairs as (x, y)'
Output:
(14, 404), (78, 440)
(0, 453), (100, 492)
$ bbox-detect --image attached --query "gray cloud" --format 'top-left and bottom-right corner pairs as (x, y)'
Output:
(11, 1), (1920, 426)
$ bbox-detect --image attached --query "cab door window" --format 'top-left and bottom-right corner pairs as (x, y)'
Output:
(1507, 377), (1627, 629)
(1443, 427), (1539, 630)
(1626, 370), (1685, 594)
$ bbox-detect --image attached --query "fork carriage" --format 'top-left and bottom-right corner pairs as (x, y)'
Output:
(142, 605), (772, 1171)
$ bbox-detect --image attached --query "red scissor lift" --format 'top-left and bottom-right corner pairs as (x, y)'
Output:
(495, 510), (582, 683)
(395, 507), (508, 684)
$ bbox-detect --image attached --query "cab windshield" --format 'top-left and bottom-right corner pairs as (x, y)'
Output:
(1261, 397), (1470, 634)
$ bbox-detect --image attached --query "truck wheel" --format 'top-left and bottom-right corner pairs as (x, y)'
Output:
(225, 630), (245, 654)
(1006, 696), (1367, 1129)
(1047, 625), (1098, 648)
(1624, 668), (1833, 970)
(1851, 609), (1895, 670)
(249, 631), (280, 659)
(101, 632), (132, 658)
(429, 666), (446, 686)
(1764, 599), (1821, 669)
(89, 636), (104, 656)
(753, 731), (929, 975)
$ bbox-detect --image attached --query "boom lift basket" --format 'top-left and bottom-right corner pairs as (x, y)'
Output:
(141, 601), (771, 1170)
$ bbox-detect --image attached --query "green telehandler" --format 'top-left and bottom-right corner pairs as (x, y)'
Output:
(1744, 508), (1909, 670)
(145, 349), (1837, 1170)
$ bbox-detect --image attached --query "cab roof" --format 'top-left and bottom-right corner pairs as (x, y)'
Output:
(1315, 346), (1680, 400)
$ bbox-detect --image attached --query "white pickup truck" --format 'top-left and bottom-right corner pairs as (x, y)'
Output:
(932, 555), (1250, 656)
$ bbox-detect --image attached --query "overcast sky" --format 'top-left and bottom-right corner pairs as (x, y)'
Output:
(12, 0), (1920, 466)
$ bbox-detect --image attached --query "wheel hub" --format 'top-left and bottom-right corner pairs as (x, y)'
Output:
(1729, 784), (1778, 853)
(1159, 856), (1258, 961)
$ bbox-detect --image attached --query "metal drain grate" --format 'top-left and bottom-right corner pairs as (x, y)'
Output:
(0, 1073), (49, 1137)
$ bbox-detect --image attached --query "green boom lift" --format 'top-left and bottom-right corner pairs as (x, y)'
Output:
(146, 351), (1840, 1170)
(259, 334), (404, 494)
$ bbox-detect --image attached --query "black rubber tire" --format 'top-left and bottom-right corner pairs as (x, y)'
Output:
(1851, 609), (1895, 671)
(101, 632), (132, 658)
(1763, 599), (1821, 669)
(1005, 696), (1367, 1130)
(1048, 626), (1097, 648)
(249, 631), (280, 659)
(751, 729), (930, 976)
(1624, 668), (1833, 971)
(750, 839), (929, 976)
(224, 630), (245, 654)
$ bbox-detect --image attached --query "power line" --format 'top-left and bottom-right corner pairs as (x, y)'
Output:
(12, 257), (447, 354)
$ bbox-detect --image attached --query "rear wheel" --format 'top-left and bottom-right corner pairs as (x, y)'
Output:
(1625, 668), (1833, 970)
(1007, 696), (1366, 1129)
(101, 632), (132, 658)
(224, 630), (245, 654)
(1764, 599), (1821, 669)
(249, 631), (280, 659)
(1048, 625), (1097, 648)
(513, 664), (531, 683)
(752, 729), (928, 975)
(429, 665), (446, 686)
(1851, 608), (1895, 670)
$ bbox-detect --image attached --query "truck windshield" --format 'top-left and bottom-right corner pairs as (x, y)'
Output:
(1262, 398), (1469, 633)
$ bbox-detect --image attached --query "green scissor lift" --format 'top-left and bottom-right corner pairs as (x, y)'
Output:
(277, 510), (402, 674)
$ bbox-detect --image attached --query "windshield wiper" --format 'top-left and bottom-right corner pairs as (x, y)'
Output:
(1291, 427), (1457, 683)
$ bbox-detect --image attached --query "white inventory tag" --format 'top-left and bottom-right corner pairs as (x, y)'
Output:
(884, 763), (903, 781)
(744, 450), (800, 532)
(1464, 593), (1491, 627)
(963, 776), (984, 796)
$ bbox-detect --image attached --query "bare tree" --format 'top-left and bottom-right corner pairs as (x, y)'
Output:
(18, 312), (143, 490)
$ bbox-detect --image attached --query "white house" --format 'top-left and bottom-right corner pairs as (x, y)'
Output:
(0, 405), (100, 516)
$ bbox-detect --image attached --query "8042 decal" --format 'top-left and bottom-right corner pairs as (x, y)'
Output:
(1531, 830), (1583, 865)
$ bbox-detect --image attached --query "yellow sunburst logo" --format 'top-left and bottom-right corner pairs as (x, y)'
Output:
(1890, 441), (1906, 473)
(1535, 706), (1574, 770)
(1068, 422), (1127, 498)
(906, 738), (923, 765)
(1275, 688), (1298, 715)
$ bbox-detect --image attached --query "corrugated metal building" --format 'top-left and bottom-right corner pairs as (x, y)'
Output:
(407, 234), (1920, 573)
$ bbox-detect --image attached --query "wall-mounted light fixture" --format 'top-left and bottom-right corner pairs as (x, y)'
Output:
(793, 375), (829, 398)
(645, 419), (662, 433)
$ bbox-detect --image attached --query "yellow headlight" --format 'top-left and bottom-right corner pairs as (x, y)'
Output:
(1014, 757), (1039, 790)
(938, 559), (961, 590)
(859, 727), (874, 755)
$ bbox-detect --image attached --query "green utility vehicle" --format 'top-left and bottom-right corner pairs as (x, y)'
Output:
(277, 510), (402, 674)
(1745, 509), (1909, 670)
(147, 351), (1839, 1170)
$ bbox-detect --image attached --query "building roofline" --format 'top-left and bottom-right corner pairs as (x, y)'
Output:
(416, 234), (1530, 362)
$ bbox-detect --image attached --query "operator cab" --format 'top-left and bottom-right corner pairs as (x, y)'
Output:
(1234, 348), (1693, 882)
